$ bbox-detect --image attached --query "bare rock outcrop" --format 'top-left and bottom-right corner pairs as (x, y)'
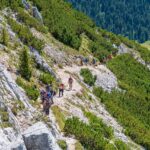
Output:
(23, 122), (60, 150)
(0, 128), (26, 150)
(118, 43), (150, 70)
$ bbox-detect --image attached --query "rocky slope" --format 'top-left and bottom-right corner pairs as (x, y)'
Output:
(0, 2), (149, 150)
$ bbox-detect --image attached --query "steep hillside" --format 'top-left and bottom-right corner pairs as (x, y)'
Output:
(0, 0), (150, 150)
(68, 0), (150, 43)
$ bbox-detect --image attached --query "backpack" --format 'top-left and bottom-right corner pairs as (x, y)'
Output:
(47, 92), (51, 99)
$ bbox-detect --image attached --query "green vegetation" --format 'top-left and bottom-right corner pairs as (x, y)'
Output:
(0, 0), (22, 10)
(57, 140), (67, 150)
(1, 27), (9, 46)
(16, 7), (48, 33)
(51, 106), (65, 131)
(80, 68), (96, 86)
(84, 111), (113, 139)
(39, 73), (55, 85)
(8, 18), (44, 53)
(0, 108), (11, 128)
(64, 117), (108, 150)
(11, 100), (25, 116)
(19, 47), (32, 81)
(93, 54), (150, 149)
(31, 0), (118, 60)
(69, 0), (150, 43)
(115, 140), (130, 150)
(16, 77), (39, 101)
(64, 112), (123, 150)
(75, 141), (83, 150)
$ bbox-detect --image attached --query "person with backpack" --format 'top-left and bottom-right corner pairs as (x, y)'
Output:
(59, 83), (64, 97)
(40, 89), (46, 104)
(68, 76), (73, 90)
(46, 84), (52, 93)
(43, 96), (51, 115)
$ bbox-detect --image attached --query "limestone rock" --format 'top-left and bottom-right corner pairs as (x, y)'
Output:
(30, 49), (60, 81)
(23, 122), (60, 150)
(0, 128), (26, 150)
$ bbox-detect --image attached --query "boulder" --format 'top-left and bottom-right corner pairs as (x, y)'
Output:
(23, 122), (60, 150)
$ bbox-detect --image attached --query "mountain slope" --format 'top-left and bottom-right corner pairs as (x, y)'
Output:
(0, 0), (150, 149)
(68, 0), (150, 43)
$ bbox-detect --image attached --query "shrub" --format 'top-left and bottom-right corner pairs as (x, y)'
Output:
(1, 27), (9, 46)
(84, 111), (114, 139)
(64, 117), (108, 150)
(115, 140), (130, 150)
(80, 68), (96, 86)
(104, 143), (116, 150)
(19, 47), (32, 81)
(16, 77), (39, 101)
(39, 73), (55, 85)
(75, 141), (83, 150)
(57, 140), (67, 150)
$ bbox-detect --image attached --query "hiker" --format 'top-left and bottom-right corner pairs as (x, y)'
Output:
(46, 84), (51, 92)
(50, 91), (54, 104)
(83, 57), (88, 65)
(59, 83), (64, 97)
(76, 56), (83, 66)
(68, 76), (73, 90)
(40, 89), (46, 104)
(47, 90), (54, 105)
(92, 58), (96, 66)
(41, 91), (48, 112)
(43, 97), (51, 115)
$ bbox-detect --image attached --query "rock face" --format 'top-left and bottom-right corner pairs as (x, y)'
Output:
(30, 49), (60, 81)
(23, 122), (60, 150)
(0, 64), (34, 111)
(118, 43), (150, 70)
(0, 128), (26, 150)
(94, 65), (119, 92)
(44, 44), (69, 65)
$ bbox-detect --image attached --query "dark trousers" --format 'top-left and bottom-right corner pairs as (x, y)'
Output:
(59, 89), (64, 97)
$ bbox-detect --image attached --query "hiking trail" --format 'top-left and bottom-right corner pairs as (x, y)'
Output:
(48, 64), (143, 150)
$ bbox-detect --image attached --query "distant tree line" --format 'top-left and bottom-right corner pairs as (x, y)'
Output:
(68, 0), (150, 43)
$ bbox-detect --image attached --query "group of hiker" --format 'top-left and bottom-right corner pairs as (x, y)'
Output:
(75, 54), (113, 66)
(40, 76), (73, 115)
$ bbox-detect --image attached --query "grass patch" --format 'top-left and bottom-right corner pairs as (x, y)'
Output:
(11, 100), (25, 116)
(51, 106), (65, 131)
(0, 108), (12, 128)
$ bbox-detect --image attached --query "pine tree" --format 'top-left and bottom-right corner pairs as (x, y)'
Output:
(2, 27), (9, 46)
(19, 47), (32, 81)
